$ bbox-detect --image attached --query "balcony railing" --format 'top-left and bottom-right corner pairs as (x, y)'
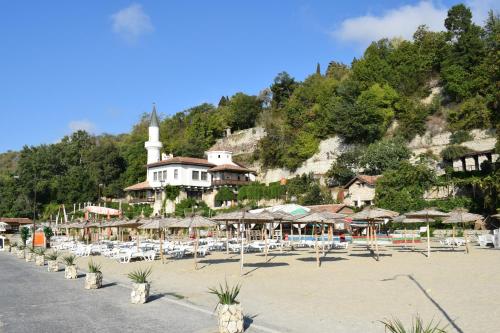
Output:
(128, 197), (155, 204)
(212, 179), (252, 186)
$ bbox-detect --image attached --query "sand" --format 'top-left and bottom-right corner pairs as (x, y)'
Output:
(75, 242), (500, 333)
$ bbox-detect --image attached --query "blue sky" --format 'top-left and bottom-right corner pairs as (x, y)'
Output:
(0, 0), (497, 152)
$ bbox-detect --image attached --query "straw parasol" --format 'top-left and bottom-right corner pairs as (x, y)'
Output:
(213, 211), (273, 275)
(393, 215), (435, 250)
(140, 217), (179, 263)
(405, 209), (449, 258)
(171, 215), (217, 269)
(296, 211), (346, 267)
(351, 207), (399, 261)
(443, 208), (483, 254)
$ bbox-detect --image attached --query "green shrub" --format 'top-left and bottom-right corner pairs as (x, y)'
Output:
(62, 254), (77, 266)
(46, 251), (59, 261)
(34, 248), (46, 256)
(20, 227), (30, 245)
(449, 130), (472, 144)
(88, 260), (102, 274)
(209, 280), (241, 306)
(440, 145), (473, 161)
(127, 267), (152, 284)
(380, 314), (447, 333)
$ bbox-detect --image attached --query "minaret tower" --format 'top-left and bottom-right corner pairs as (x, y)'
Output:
(145, 103), (162, 164)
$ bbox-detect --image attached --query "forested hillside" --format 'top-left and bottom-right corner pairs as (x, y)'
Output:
(0, 4), (498, 218)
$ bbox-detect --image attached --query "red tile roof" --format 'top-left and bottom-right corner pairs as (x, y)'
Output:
(124, 181), (152, 191)
(209, 164), (255, 174)
(148, 157), (215, 168)
(0, 217), (33, 224)
(343, 174), (381, 189)
(305, 204), (354, 215)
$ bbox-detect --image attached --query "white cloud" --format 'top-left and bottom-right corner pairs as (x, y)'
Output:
(111, 4), (153, 43)
(467, 0), (500, 24)
(332, 1), (447, 48)
(68, 120), (96, 133)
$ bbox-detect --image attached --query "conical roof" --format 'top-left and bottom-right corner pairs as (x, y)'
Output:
(393, 215), (435, 224)
(150, 103), (160, 127)
(350, 207), (399, 221)
(443, 209), (483, 224)
(405, 209), (449, 219)
(171, 215), (217, 228)
(139, 217), (180, 229)
(212, 211), (272, 222)
(296, 212), (344, 224)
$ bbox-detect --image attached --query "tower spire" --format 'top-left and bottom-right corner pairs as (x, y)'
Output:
(150, 103), (160, 127)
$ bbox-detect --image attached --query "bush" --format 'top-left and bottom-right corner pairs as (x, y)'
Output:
(88, 260), (102, 274)
(20, 227), (30, 245)
(128, 267), (152, 284)
(62, 254), (77, 266)
(209, 280), (241, 306)
(449, 130), (472, 144)
(380, 314), (447, 333)
(440, 145), (473, 161)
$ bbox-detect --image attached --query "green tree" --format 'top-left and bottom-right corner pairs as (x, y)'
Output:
(359, 138), (412, 175)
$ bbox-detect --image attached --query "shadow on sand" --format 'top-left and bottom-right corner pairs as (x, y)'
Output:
(380, 274), (464, 333)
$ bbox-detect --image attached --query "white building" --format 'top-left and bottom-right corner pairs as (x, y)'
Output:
(341, 175), (381, 208)
(124, 105), (256, 214)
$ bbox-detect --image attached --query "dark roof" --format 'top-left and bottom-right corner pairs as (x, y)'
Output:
(148, 157), (215, 168)
(124, 181), (152, 191)
(343, 174), (381, 189)
(150, 104), (160, 127)
(209, 164), (256, 174)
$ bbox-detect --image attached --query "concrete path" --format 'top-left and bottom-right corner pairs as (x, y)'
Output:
(0, 253), (268, 333)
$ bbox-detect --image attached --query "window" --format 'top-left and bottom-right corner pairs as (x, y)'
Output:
(174, 169), (178, 179)
(218, 154), (220, 158)
(153, 172), (158, 181)
(163, 170), (167, 180)
(158, 171), (162, 181)
(201, 171), (207, 181)
(192, 170), (199, 180)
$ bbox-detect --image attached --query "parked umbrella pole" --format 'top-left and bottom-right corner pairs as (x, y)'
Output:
(240, 222), (244, 276)
(315, 231), (320, 267)
(403, 227), (407, 248)
(225, 221), (229, 255)
(452, 225), (456, 251)
(321, 223), (325, 255)
(194, 228), (198, 270)
(374, 221), (379, 261)
(463, 222), (469, 254)
(279, 223), (283, 253)
(426, 220), (431, 258)
(160, 228), (164, 264)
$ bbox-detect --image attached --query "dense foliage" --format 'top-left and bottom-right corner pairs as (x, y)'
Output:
(0, 4), (497, 219)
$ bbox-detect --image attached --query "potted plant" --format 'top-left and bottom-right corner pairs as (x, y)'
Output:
(25, 246), (35, 262)
(209, 281), (244, 333)
(46, 251), (60, 272)
(62, 254), (78, 279)
(16, 244), (25, 259)
(43, 226), (54, 248)
(127, 267), (152, 304)
(84, 260), (102, 289)
(34, 248), (46, 266)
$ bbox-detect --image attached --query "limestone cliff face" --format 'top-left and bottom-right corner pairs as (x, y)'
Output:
(209, 127), (497, 184)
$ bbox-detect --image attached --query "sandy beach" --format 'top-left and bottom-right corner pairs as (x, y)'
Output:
(73, 241), (500, 333)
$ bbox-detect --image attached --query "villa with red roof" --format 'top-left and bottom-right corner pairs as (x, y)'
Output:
(124, 105), (256, 213)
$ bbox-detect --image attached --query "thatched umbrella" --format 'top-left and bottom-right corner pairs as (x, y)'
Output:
(351, 207), (399, 261)
(171, 215), (217, 269)
(393, 215), (435, 250)
(212, 211), (273, 275)
(443, 208), (483, 254)
(405, 209), (449, 258)
(139, 217), (179, 262)
(296, 212), (345, 267)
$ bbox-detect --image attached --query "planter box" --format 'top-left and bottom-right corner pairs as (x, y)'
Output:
(5, 245), (11, 252)
(25, 252), (35, 262)
(130, 283), (150, 304)
(65, 265), (78, 279)
(47, 260), (59, 272)
(85, 272), (102, 289)
(217, 303), (244, 333)
(16, 249), (25, 259)
(35, 255), (45, 266)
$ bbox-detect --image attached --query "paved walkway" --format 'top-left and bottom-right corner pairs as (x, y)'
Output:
(0, 253), (266, 333)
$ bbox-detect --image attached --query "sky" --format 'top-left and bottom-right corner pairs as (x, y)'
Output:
(0, 0), (498, 152)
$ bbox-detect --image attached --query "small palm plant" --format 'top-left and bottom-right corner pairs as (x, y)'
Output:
(127, 267), (152, 284)
(209, 280), (241, 306)
(381, 315), (448, 333)
(62, 254), (77, 266)
(88, 260), (102, 274)
(28, 246), (36, 253)
(34, 247), (46, 256)
(46, 251), (59, 261)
